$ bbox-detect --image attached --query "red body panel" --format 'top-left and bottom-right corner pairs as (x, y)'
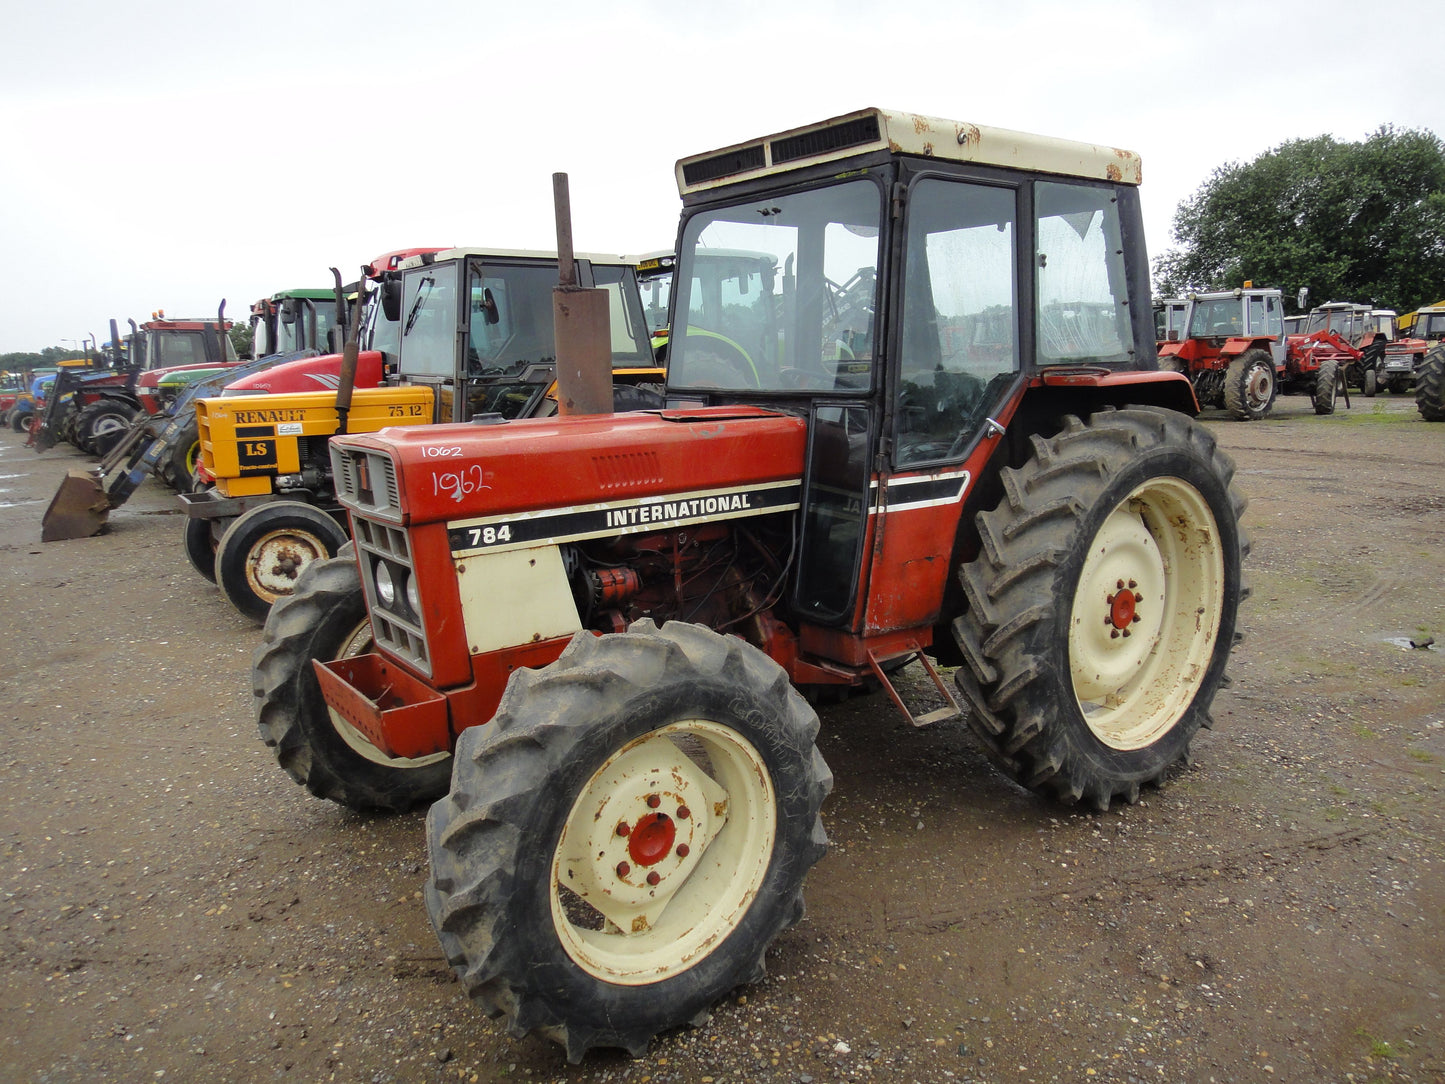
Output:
(1158, 336), (1277, 372)
(225, 351), (385, 395)
(375, 406), (808, 527)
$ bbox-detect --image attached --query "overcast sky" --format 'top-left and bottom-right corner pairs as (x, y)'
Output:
(2, 0), (1440, 353)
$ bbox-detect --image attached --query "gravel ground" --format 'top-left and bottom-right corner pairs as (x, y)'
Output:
(1, 392), (1442, 1084)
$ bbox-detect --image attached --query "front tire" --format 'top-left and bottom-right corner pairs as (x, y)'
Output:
(1312, 359), (1339, 415)
(426, 619), (831, 1062)
(253, 554), (451, 810)
(215, 500), (349, 623)
(1418, 344), (1445, 422)
(183, 511), (227, 584)
(952, 408), (1246, 811)
(1222, 349), (1276, 420)
(1363, 367), (1378, 397)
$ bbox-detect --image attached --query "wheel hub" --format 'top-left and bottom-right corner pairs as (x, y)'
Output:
(559, 741), (723, 918)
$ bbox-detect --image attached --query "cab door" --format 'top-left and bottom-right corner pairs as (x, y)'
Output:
(864, 175), (1021, 634)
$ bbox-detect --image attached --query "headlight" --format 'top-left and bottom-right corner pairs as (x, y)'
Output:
(405, 573), (421, 616)
(375, 560), (398, 608)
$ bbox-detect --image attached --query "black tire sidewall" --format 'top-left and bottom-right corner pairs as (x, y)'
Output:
(1036, 440), (1243, 781)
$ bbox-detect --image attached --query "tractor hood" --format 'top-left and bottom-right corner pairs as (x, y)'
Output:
(329, 406), (809, 532)
(225, 350), (385, 396)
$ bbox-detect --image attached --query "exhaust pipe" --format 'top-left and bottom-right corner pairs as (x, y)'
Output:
(551, 172), (613, 416)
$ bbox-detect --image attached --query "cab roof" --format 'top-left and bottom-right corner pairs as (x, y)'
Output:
(397, 247), (637, 271)
(675, 107), (1143, 196)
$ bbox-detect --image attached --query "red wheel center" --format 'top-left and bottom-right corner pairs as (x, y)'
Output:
(1109, 590), (1137, 629)
(627, 812), (676, 867)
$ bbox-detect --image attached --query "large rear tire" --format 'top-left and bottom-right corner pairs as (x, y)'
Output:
(1222, 348), (1276, 420)
(215, 500), (349, 624)
(1312, 359), (1339, 415)
(952, 408), (1247, 811)
(74, 400), (137, 457)
(253, 554), (450, 810)
(426, 619), (831, 1062)
(1417, 344), (1445, 422)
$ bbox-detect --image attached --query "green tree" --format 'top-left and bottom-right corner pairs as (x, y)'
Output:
(228, 321), (254, 359)
(1154, 126), (1445, 313)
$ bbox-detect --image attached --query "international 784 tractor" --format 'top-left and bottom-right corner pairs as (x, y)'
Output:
(255, 108), (1247, 1060)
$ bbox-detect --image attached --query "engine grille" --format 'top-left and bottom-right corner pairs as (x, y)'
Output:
(351, 515), (430, 674)
(331, 445), (402, 522)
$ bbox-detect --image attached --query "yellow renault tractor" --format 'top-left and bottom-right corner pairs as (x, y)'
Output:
(185, 248), (664, 621)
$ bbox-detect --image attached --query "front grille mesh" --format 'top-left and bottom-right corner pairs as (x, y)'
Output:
(352, 516), (430, 674)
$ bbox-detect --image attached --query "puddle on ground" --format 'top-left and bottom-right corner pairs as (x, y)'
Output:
(1383, 636), (1440, 652)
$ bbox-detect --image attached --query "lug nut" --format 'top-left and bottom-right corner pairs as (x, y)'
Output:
(1110, 629), (1120, 639)
(677, 806), (690, 819)
(1116, 579), (1125, 590)
(1134, 591), (1143, 603)
(646, 871), (661, 886)
(616, 861), (631, 878)
(677, 844), (690, 857)
(616, 822), (631, 837)
(646, 794), (661, 808)
(1127, 579), (1137, 589)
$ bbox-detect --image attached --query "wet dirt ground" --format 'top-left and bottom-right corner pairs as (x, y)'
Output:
(2, 393), (1442, 1084)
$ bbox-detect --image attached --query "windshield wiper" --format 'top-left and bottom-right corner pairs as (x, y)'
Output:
(403, 277), (435, 335)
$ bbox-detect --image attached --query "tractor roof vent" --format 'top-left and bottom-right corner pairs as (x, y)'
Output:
(770, 115), (881, 165)
(680, 143), (767, 188)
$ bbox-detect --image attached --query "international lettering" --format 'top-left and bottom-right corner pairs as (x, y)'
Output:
(605, 492), (752, 529)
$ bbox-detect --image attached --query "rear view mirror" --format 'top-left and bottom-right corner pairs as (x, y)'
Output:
(381, 278), (403, 324)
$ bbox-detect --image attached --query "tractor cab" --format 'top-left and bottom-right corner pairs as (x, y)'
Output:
(393, 247), (658, 423)
(250, 288), (343, 359)
(1412, 306), (1445, 342)
(1154, 297), (1186, 345)
(1299, 302), (1376, 348)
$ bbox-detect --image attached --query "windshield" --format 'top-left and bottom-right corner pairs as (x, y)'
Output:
(1417, 312), (1445, 340)
(145, 329), (233, 368)
(276, 299), (340, 353)
(1304, 309), (1359, 337)
(361, 287), (400, 357)
(1187, 298), (1246, 338)
(637, 265), (673, 337)
(669, 178), (882, 394)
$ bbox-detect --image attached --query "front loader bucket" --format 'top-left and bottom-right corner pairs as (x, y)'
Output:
(41, 469), (111, 542)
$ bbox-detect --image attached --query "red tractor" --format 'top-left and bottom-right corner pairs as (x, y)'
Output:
(1280, 301), (1379, 414)
(1156, 286), (1286, 420)
(256, 109), (1246, 1060)
(1371, 304), (1445, 397)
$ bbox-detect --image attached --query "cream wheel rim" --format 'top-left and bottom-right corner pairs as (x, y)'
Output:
(1068, 477), (1224, 750)
(551, 719), (775, 984)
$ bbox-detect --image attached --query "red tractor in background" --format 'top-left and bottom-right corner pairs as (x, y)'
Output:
(30, 312), (238, 458)
(255, 109), (1247, 1060)
(1279, 301), (1380, 414)
(1157, 285), (1286, 420)
(1371, 304), (1445, 397)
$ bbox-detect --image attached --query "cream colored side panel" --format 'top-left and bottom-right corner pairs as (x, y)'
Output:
(456, 545), (581, 655)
